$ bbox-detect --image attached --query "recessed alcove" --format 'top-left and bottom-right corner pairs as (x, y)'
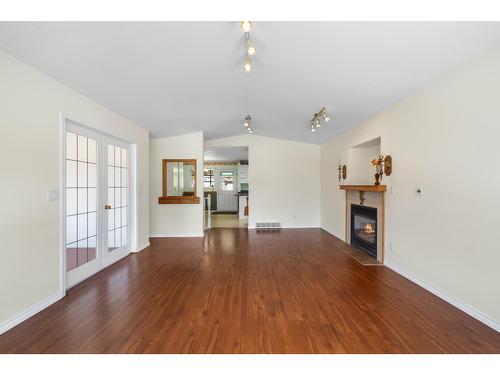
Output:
(347, 137), (381, 184)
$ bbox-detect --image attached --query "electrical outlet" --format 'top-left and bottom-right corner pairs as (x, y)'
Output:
(389, 241), (395, 253)
(389, 185), (395, 195)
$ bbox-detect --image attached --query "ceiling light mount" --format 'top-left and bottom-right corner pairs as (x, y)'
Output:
(244, 115), (254, 134)
(241, 21), (256, 72)
(309, 107), (331, 132)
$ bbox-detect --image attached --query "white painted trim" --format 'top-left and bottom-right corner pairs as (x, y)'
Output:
(0, 290), (64, 335)
(320, 226), (345, 241)
(149, 233), (204, 238)
(131, 241), (150, 253)
(385, 261), (500, 333)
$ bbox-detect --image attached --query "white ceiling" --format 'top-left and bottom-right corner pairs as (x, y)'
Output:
(204, 146), (248, 162)
(1, 22), (500, 144)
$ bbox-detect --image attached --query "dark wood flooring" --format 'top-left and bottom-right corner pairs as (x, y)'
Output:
(1, 228), (499, 353)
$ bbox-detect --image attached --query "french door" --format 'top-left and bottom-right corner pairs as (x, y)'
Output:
(64, 121), (130, 289)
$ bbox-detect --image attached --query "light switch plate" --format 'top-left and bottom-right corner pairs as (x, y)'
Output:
(415, 187), (423, 197)
(47, 190), (59, 201)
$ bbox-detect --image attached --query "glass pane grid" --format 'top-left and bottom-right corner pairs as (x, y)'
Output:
(65, 132), (97, 272)
(108, 145), (128, 252)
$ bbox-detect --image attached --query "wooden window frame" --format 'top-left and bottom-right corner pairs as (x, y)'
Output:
(158, 159), (200, 204)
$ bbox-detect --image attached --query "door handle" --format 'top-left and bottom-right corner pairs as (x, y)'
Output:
(104, 204), (112, 210)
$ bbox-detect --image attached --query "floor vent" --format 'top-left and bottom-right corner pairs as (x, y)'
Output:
(256, 222), (281, 231)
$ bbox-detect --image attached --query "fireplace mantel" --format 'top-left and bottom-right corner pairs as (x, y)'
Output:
(339, 185), (386, 192)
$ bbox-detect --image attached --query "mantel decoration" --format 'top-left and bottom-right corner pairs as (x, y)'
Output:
(337, 160), (347, 182)
(371, 155), (392, 185)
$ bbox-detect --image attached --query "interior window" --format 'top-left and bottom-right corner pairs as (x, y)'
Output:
(220, 170), (234, 191)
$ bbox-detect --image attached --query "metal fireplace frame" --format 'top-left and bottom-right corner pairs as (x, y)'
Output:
(350, 204), (377, 258)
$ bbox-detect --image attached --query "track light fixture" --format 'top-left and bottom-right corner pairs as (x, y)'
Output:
(309, 107), (331, 132)
(241, 21), (255, 72)
(244, 115), (254, 134)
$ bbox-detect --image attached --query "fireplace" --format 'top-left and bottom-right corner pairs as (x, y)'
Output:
(351, 204), (377, 258)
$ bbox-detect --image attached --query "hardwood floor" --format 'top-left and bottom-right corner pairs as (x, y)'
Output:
(1, 228), (499, 353)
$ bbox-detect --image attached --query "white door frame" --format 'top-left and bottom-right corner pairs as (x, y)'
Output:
(60, 114), (135, 291)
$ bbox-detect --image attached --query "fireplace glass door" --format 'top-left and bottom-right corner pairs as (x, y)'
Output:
(351, 205), (377, 258)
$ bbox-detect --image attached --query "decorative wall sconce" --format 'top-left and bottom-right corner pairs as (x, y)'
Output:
(337, 160), (347, 182)
(371, 155), (392, 185)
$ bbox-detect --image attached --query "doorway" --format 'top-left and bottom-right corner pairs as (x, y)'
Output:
(64, 120), (131, 289)
(203, 147), (249, 229)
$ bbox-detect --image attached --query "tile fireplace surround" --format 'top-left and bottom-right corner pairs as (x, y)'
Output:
(340, 185), (386, 263)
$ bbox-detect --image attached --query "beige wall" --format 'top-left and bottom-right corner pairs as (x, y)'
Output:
(0, 51), (149, 330)
(149, 133), (204, 236)
(205, 135), (321, 228)
(321, 49), (500, 326)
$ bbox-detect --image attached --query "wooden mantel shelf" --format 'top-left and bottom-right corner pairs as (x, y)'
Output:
(339, 185), (387, 192)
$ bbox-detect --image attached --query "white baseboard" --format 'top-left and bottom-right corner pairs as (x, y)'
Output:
(131, 241), (150, 253)
(149, 233), (204, 238)
(0, 290), (65, 335)
(385, 261), (500, 333)
(320, 226), (345, 240)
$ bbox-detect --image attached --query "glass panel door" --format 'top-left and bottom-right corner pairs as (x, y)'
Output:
(104, 141), (129, 266)
(65, 121), (131, 288)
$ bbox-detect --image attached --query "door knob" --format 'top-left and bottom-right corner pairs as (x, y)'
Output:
(104, 204), (112, 210)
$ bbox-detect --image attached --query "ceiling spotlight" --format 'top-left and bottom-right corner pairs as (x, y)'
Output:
(245, 35), (256, 56)
(309, 107), (331, 133)
(244, 115), (251, 127)
(240, 21), (252, 32)
(244, 55), (252, 72)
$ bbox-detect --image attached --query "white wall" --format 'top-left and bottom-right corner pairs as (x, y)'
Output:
(149, 133), (204, 237)
(321, 49), (500, 326)
(205, 135), (321, 228)
(0, 51), (149, 330)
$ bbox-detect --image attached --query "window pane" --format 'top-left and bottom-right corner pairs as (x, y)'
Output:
(66, 215), (77, 244)
(88, 211), (97, 237)
(88, 163), (97, 188)
(115, 188), (121, 209)
(121, 168), (127, 187)
(121, 207), (127, 227)
(88, 188), (97, 212)
(66, 160), (77, 188)
(115, 207), (121, 228)
(115, 147), (121, 167)
(114, 228), (121, 248)
(77, 162), (87, 188)
(121, 148), (127, 168)
(77, 135), (87, 162)
(108, 145), (115, 166)
(88, 236), (97, 262)
(115, 167), (121, 188)
(77, 188), (87, 214)
(108, 229), (115, 249)
(77, 239), (88, 267)
(108, 166), (114, 187)
(87, 138), (97, 163)
(108, 208), (115, 231)
(121, 226), (128, 247)
(66, 132), (77, 160)
(121, 188), (127, 207)
(66, 188), (77, 216)
(77, 213), (88, 241)
(108, 188), (115, 208)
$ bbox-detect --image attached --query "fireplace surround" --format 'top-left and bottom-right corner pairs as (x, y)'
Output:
(350, 204), (377, 258)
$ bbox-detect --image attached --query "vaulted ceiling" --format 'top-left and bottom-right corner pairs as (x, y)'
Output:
(1, 22), (500, 144)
